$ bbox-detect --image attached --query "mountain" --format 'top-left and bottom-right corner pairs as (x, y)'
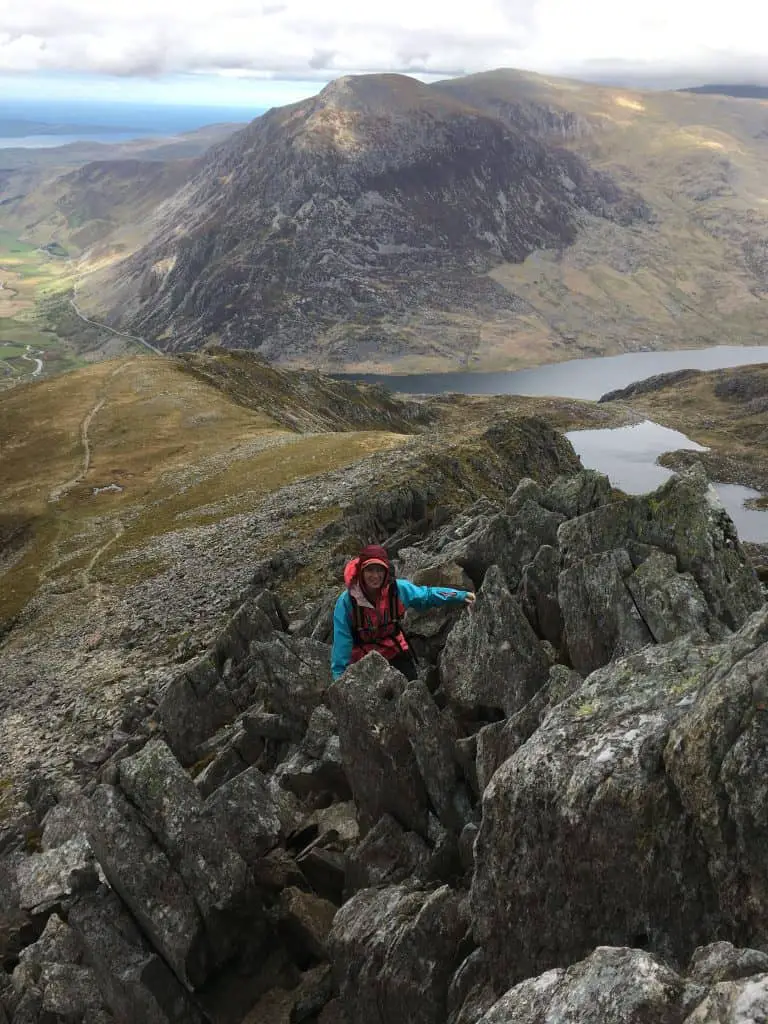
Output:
(72, 68), (768, 373)
(0, 123), (245, 257)
(78, 73), (646, 372)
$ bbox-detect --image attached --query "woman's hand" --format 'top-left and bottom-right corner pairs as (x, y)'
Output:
(464, 592), (476, 605)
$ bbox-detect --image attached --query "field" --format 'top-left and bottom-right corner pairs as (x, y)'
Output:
(0, 230), (91, 387)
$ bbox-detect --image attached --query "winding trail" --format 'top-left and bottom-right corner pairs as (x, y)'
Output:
(21, 345), (43, 376)
(49, 398), (106, 503)
(70, 294), (164, 357)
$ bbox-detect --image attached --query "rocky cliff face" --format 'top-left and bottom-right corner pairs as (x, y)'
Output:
(91, 73), (644, 367)
(3, 460), (768, 1023)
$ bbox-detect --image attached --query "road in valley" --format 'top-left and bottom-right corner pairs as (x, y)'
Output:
(70, 292), (164, 357)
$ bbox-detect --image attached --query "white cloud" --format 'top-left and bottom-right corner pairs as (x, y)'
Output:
(1, 0), (767, 85)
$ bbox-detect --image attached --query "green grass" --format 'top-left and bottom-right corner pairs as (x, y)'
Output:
(0, 231), (86, 383)
(0, 230), (36, 253)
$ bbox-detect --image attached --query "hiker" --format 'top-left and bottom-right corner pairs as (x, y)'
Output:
(331, 543), (475, 681)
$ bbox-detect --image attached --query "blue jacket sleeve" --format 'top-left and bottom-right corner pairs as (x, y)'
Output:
(331, 591), (355, 680)
(396, 578), (469, 611)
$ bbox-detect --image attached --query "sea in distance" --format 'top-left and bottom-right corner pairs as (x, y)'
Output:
(0, 98), (260, 148)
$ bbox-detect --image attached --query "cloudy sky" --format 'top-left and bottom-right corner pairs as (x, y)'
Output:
(1, 0), (767, 107)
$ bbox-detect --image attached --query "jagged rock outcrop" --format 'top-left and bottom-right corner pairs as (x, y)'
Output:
(472, 606), (768, 987)
(2, 463), (766, 1024)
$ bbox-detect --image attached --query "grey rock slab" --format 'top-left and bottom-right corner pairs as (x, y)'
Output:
(38, 962), (106, 1019)
(541, 469), (613, 519)
(159, 590), (287, 764)
(203, 764), (283, 867)
(626, 549), (727, 644)
(344, 814), (431, 896)
(505, 477), (545, 516)
(683, 973), (768, 1023)
(241, 636), (332, 726)
(160, 655), (239, 766)
(68, 885), (206, 1023)
(558, 547), (653, 675)
(518, 544), (564, 648)
(665, 623), (768, 945)
(17, 914), (81, 966)
(473, 607), (768, 988)
(16, 835), (98, 915)
(398, 680), (462, 830)
(471, 632), (727, 986)
(118, 739), (258, 969)
(329, 883), (468, 1024)
(328, 653), (428, 836)
(475, 664), (583, 794)
(688, 942), (768, 986)
(440, 565), (549, 716)
(278, 887), (337, 961)
(87, 783), (208, 990)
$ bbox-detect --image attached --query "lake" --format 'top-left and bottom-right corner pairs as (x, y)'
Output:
(339, 345), (768, 400)
(340, 345), (768, 542)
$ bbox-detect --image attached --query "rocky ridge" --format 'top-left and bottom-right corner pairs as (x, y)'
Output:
(2, 459), (768, 1023)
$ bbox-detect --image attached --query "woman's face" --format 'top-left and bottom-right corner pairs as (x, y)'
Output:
(361, 564), (387, 590)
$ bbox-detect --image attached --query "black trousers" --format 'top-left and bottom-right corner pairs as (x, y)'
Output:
(389, 650), (419, 681)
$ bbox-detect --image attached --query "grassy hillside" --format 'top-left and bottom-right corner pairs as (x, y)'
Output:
(0, 353), (417, 628)
(434, 71), (768, 362)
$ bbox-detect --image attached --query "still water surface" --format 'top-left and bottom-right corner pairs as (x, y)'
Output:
(342, 345), (768, 400)
(564, 421), (767, 542)
(343, 346), (768, 541)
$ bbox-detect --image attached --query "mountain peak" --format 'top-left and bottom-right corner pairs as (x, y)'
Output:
(310, 71), (476, 122)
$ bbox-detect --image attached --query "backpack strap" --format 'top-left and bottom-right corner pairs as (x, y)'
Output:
(349, 593), (364, 644)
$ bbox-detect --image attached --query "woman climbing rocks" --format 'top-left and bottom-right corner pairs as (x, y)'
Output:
(331, 543), (475, 680)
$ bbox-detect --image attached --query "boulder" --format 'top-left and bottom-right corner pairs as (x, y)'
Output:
(203, 765), (283, 867)
(345, 814), (431, 895)
(446, 949), (495, 1024)
(684, 974), (768, 1022)
(328, 654), (428, 836)
(160, 590), (285, 765)
(87, 783), (209, 989)
(518, 544), (563, 648)
(277, 887), (337, 962)
(274, 707), (350, 802)
(626, 549), (727, 644)
(558, 548), (654, 674)
(665, 618), (768, 946)
(68, 885), (206, 1023)
(541, 469), (613, 519)
(403, 561), (475, 665)
(504, 477), (545, 516)
(440, 566), (549, 716)
(16, 836), (98, 915)
(475, 665), (583, 794)
(117, 740), (259, 969)
(476, 946), (681, 1023)
(329, 883), (468, 1024)
(398, 681), (465, 831)
(241, 637), (331, 726)
(471, 607), (768, 987)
